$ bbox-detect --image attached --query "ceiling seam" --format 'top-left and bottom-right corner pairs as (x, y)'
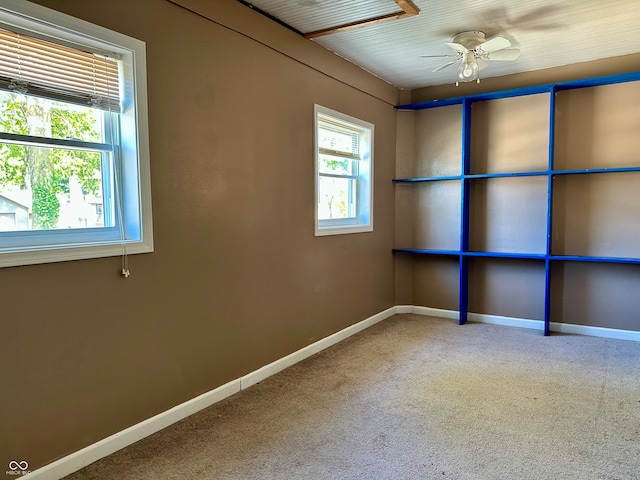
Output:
(304, 0), (420, 39)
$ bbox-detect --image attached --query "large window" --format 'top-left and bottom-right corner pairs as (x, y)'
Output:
(0, 1), (152, 268)
(314, 105), (373, 236)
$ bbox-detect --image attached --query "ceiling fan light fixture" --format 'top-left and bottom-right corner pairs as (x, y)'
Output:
(427, 30), (518, 86)
(457, 58), (479, 82)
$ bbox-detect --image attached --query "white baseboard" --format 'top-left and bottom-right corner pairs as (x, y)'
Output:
(394, 305), (413, 314)
(408, 305), (640, 342)
(25, 379), (241, 480)
(467, 312), (543, 330)
(409, 305), (460, 320)
(241, 306), (397, 389)
(25, 304), (639, 479)
(27, 306), (398, 480)
(23, 380), (240, 480)
(549, 321), (640, 342)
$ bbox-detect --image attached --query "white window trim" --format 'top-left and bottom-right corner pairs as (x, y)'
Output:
(0, 0), (153, 268)
(314, 104), (373, 236)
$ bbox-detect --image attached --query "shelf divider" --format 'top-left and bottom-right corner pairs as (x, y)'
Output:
(464, 251), (545, 260)
(551, 255), (640, 264)
(552, 166), (640, 176)
(544, 86), (558, 336)
(459, 98), (473, 326)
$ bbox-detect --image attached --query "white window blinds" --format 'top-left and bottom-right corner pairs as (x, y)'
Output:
(0, 26), (120, 111)
(317, 117), (361, 160)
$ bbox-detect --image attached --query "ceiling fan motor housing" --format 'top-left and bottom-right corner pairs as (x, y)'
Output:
(451, 31), (486, 50)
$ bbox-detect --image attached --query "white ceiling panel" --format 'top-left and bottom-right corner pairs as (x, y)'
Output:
(240, 0), (640, 89)
(245, 0), (402, 34)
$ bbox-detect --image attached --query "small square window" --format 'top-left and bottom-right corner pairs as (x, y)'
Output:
(314, 105), (373, 236)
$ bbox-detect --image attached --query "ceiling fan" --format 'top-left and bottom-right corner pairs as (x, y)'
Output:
(423, 31), (520, 84)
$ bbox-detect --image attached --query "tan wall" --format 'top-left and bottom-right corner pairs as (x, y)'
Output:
(394, 90), (414, 304)
(402, 55), (640, 330)
(1, 0), (399, 471)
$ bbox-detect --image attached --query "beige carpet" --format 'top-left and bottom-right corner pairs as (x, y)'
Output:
(64, 315), (640, 479)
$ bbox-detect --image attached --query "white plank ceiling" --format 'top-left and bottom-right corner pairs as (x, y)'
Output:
(240, 0), (640, 89)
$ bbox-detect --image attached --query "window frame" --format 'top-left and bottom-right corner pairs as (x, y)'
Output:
(314, 104), (373, 236)
(0, 0), (152, 268)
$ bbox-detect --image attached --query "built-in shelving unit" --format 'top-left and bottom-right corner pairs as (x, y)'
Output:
(394, 71), (640, 336)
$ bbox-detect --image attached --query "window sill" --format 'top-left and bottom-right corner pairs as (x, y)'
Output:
(315, 225), (373, 236)
(0, 239), (153, 268)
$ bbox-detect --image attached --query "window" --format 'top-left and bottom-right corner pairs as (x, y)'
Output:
(0, 1), (152, 268)
(314, 105), (373, 236)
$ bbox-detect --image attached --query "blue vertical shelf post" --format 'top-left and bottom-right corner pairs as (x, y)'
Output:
(459, 98), (473, 325)
(544, 86), (557, 336)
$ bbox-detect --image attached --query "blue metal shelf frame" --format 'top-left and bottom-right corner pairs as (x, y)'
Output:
(459, 99), (472, 326)
(393, 70), (640, 336)
(393, 249), (640, 265)
(393, 167), (640, 184)
(396, 71), (640, 111)
(543, 85), (557, 336)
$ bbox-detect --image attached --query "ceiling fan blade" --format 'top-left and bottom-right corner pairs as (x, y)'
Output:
(487, 48), (520, 61)
(432, 60), (458, 72)
(477, 58), (488, 70)
(476, 36), (511, 53)
(510, 5), (559, 25)
(444, 42), (468, 54)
